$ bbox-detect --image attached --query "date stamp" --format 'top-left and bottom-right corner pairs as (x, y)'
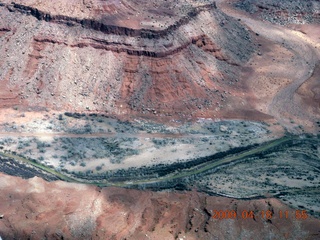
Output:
(211, 210), (308, 220)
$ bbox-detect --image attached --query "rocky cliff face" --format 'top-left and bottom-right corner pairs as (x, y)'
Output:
(0, 0), (265, 121)
(0, 173), (319, 240)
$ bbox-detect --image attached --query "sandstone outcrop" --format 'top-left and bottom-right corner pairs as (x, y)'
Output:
(0, 0), (267, 121)
(0, 173), (319, 239)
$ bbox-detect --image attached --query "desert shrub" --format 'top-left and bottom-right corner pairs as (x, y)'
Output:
(65, 112), (85, 119)
(80, 162), (86, 167)
(96, 166), (102, 171)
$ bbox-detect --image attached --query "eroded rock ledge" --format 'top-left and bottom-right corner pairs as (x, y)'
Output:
(0, 0), (256, 119)
(34, 34), (232, 62)
(2, 2), (217, 39)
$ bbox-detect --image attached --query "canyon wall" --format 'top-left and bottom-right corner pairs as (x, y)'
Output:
(0, 0), (264, 121)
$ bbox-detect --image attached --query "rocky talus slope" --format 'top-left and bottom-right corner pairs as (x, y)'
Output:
(235, 0), (320, 25)
(0, 0), (269, 121)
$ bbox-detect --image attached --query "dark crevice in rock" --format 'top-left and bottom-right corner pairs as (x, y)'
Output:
(0, 27), (10, 32)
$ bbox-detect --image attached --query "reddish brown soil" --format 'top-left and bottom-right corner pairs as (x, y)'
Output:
(217, 0), (320, 131)
(0, 67), (20, 107)
(0, 173), (319, 240)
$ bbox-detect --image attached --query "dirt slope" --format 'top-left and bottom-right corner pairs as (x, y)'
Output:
(1, 0), (319, 127)
(0, 0), (273, 122)
(0, 173), (319, 240)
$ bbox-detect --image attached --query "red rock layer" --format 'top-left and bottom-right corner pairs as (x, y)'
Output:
(0, 173), (319, 239)
(0, 0), (268, 122)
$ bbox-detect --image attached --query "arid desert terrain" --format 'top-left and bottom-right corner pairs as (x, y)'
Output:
(0, 0), (319, 239)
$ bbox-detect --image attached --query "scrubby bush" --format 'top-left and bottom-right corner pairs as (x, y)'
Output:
(80, 162), (86, 167)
